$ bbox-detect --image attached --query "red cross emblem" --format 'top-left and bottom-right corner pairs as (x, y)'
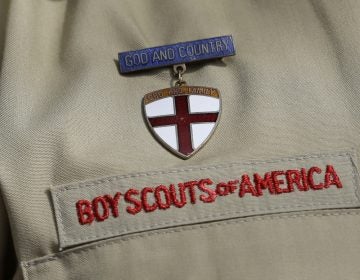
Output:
(143, 86), (221, 159)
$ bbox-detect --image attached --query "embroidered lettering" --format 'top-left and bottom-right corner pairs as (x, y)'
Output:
(254, 172), (275, 195)
(324, 165), (343, 188)
(75, 165), (345, 225)
(141, 187), (158, 212)
(169, 184), (187, 208)
(308, 166), (324, 190)
(155, 185), (172, 209)
(272, 171), (290, 193)
(76, 200), (94, 225)
(286, 170), (305, 191)
(239, 174), (258, 197)
(184, 181), (198, 204)
(198, 179), (217, 203)
(104, 192), (122, 218)
(215, 180), (238, 196)
(124, 189), (142, 215)
(92, 196), (109, 222)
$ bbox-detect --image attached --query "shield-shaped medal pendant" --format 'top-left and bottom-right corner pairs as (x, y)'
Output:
(143, 86), (221, 159)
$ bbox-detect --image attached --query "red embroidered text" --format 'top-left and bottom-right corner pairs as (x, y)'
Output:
(75, 165), (342, 225)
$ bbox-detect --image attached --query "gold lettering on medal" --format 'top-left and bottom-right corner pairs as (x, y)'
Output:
(144, 86), (220, 105)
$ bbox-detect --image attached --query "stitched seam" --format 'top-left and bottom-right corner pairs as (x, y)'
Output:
(345, 151), (359, 203)
(54, 152), (351, 191)
(23, 210), (360, 269)
(52, 188), (66, 249)
(349, 153), (360, 202)
(62, 200), (358, 244)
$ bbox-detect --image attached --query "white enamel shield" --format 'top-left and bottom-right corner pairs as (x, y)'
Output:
(143, 86), (221, 159)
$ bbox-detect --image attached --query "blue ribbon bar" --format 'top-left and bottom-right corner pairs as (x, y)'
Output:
(118, 35), (235, 73)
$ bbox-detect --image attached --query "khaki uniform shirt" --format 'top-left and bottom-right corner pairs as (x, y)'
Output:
(1, 0), (360, 279)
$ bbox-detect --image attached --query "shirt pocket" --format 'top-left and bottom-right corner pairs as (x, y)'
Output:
(21, 209), (360, 280)
(21, 150), (360, 279)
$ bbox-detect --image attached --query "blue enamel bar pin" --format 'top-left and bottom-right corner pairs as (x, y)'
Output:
(118, 35), (235, 159)
(118, 35), (235, 73)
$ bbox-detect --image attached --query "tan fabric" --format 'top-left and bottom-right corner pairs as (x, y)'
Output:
(0, 193), (9, 278)
(50, 151), (359, 250)
(1, 0), (360, 279)
(21, 210), (360, 280)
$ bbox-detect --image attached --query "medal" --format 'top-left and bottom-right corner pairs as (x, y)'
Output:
(118, 36), (235, 159)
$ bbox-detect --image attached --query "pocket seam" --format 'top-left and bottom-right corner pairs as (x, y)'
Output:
(22, 209), (360, 269)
